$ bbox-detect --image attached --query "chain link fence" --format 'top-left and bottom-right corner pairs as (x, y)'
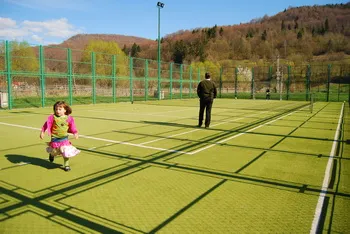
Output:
(0, 40), (349, 109)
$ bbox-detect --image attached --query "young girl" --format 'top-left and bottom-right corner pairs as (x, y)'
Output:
(40, 101), (80, 172)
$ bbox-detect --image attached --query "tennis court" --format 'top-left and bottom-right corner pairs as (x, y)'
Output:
(1, 99), (349, 233)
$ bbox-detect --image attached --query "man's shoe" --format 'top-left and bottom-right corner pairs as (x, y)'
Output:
(49, 154), (54, 162)
(64, 166), (71, 172)
(197, 124), (202, 127)
(205, 125), (209, 128)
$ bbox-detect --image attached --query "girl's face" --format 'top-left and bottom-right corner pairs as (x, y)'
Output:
(55, 105), (66, 116)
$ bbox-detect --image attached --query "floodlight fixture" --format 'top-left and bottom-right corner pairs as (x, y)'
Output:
(157, 2), (164, 8)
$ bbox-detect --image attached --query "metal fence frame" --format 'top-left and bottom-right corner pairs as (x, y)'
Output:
(0, 40), (349, 109)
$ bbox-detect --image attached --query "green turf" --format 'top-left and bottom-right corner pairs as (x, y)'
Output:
(0, 99), (349, 233)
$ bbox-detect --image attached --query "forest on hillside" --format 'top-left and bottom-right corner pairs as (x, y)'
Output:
(131, 3), (350, 65)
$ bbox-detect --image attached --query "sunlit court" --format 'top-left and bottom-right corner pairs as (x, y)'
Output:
(1, 98), (349, 233)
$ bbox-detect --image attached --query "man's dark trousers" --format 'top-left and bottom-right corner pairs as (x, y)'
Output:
(199, 97), (213, 127)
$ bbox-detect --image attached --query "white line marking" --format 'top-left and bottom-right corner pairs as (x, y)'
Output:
(0, 122), (40, 131)
(189, 106), (306, 155)
(310, 103), (344, 234)
(0, 114), (34, 119)
(80, 134), (190, 154)
(0, 122), (191, 155)
(140, 113), (262, 145)
(89, 108), (192, 118)
(140, 103), (302, 145)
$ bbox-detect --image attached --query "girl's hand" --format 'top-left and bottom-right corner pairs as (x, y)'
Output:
(40, 132), (45, 139)
(74, 133), (79, 139)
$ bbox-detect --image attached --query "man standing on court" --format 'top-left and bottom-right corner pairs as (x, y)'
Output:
(197, 72), (217, 128)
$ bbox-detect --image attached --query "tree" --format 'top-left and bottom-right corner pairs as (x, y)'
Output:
(325, 18), (329, 33)
(5, 41), (39, 72)
(281, 20), (286, 31)
(172, 40), (187, 64)
(294, 20), (299, 30)
(297, 30), (303, 39)
(79, 40), (128, 78)
(131, 43), (141, 57)
(219, 27), (224, 37)
(261, 30), (267, 41)
(327, 39), (334, 52)
(122, 44), (129, 55)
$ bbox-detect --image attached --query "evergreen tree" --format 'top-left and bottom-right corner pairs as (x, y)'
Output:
(131, 43), (141, 57)
(281, 20), (286, 31)
(172, 40), (187, 64)
(261, 30), (267, 41)
(219, 27), (224, 37)
(297, 30), (303, 39)
(325, 18), (329, 33)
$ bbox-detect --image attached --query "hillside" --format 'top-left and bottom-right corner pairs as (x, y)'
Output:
(60, 34), (156, 50)
(52, 3), (350, 65)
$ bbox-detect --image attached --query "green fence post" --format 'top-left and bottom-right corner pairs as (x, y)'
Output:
(180, 64), (183, 99)
(39, 45), (45, 107)
(306, 64), (310, 101)
(129, 56), (133, 103)
(327, 64), (331, 102)
(145, 59), (148, 101)
(235, 67), (238, 99)
(197, 67), (200, 83)
(67, 48), (73, 106)
(337, 82), (340, 102)
(91, 52), (96, 104)
(5, 41), (12, 109)
(287, 65), (291, 100)
(112, 55), (116, 103)
(251, 67), (255, 99)
(189, 65), (192, 98)
(268, 66), (272, 82)
(219, 66), (223, 98)
(169, 63), (173, 99)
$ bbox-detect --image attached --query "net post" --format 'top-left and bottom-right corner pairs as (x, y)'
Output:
(310, 93), (314, 113)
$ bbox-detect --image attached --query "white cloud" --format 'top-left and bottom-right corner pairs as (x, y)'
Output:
(0, 17), (17, 29)
(0, 17), (83, 45)
(31, 34), (43, 43)
(22, 18), (80, 38)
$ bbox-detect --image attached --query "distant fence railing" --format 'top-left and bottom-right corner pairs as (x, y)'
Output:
(0, 40), (349, 109)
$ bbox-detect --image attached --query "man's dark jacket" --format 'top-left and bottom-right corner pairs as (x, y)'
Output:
(197, 79), (217, 99)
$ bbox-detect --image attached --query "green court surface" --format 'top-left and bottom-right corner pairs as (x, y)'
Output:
(1, 99), (349, 233)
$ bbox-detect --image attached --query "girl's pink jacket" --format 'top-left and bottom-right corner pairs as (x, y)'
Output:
(41, 115), (78, 136)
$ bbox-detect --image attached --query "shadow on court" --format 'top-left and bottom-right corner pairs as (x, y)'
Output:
(143, 120), (199, 128)
(4, 154), (61, 170)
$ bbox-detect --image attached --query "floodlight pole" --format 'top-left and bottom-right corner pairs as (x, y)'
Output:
(157, 2), (164, 100)
(276, 55), (282, 101)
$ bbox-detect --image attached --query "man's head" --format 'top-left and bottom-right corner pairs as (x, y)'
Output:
(205, 72), (210, 79)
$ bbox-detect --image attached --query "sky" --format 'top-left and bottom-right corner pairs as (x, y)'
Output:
(0, 0), (348, 45)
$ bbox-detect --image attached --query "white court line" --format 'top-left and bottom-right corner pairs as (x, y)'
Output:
(189, 105), (308, 155)
(1, 162), (31, 170)
(140, 111), (266, 145)
(310, 103), (344, 234)
(141, 102), (300, 146)
(79, 134), (191, 154)
(0, 114), (35, 119)
(0, 122), (191, 155)
(89, 108), (192, 118)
